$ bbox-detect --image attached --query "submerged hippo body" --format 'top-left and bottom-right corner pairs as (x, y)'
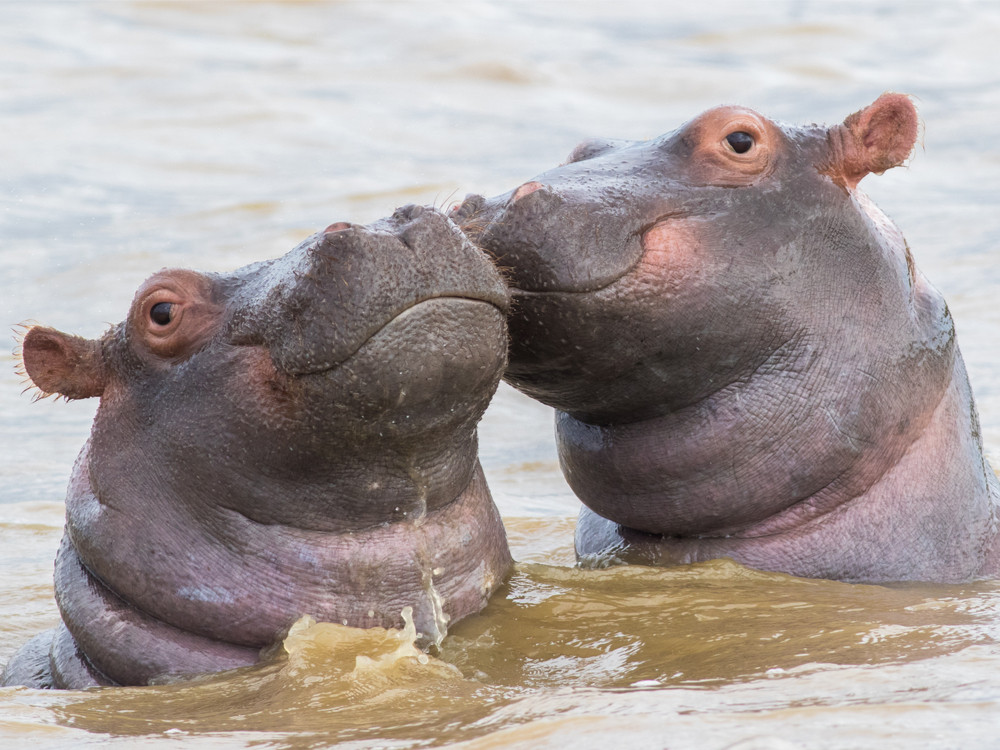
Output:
(2, 205), (513, 689)
(456, 94), (1000, 583)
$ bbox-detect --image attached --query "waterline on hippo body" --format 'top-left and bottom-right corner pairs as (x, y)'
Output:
(49, 468), (503, 688)
(2, 205), (513, 688)
(569, 363), (1000, 582)
(457, 94), (1000, 583)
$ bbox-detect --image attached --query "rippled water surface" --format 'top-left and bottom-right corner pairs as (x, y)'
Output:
(3, 2), (1000, 748)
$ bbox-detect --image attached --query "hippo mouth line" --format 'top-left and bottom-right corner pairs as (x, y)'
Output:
(492, 214), (686, 298)
(499, 258), (636, 298)
(290, 294), (507, 377)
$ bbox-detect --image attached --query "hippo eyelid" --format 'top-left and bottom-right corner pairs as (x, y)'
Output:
(129, 271), (223, 363)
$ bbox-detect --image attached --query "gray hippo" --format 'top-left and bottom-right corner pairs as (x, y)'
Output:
(2, 205), (513, 688)
(454, 94), (1000, 583)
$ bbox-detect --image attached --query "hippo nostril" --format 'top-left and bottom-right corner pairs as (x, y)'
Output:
(324, 222), (351, 234)
(512, 181), (544, 203)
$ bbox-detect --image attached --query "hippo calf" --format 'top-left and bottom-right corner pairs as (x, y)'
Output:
(456, 94), (1000, 583)
(2, 205), (513, 688)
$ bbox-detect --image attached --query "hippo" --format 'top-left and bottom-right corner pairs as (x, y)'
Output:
(454, 94), (1000, 583)
(2, 205), (513, 689)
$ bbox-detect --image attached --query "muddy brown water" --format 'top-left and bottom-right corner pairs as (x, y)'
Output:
(2, 2), (1000, 748)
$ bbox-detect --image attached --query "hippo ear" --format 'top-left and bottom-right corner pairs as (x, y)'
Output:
(18, 326), (105, 400)
(830, 93), (919, 189)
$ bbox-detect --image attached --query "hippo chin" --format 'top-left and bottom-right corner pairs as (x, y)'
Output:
(455, 94), (1000, 584)
(2, 205), (513, 689)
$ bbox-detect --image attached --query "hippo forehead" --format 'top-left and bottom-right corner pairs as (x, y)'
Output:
(224, 206), (509, 374)
(468, 107), (829, 293)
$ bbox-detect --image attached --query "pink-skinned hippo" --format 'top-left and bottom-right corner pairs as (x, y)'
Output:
(453, 94), (1000, 583)
(2, 205), (513, 689)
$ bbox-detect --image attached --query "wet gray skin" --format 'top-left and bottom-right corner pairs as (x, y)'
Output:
(454, 94), (1000, 583)
(2, 205), (513, 689)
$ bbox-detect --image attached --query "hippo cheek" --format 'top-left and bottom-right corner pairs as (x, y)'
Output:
(638, 218), (706, 280)
(504, 214), (746, 420)
(236, 346), (308, 428)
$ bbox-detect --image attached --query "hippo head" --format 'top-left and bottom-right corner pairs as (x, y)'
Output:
(24, 205), (509, 529)
(454, 93), (924, 425)
(449, 96), (1000, 584)
(14, 205), (513, 687)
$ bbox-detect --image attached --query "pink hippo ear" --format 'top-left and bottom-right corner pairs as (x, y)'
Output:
(828, 93), (919, 189)
(18, 326), (106, 400)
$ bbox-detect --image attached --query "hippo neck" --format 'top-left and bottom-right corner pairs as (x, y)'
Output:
(557, 319), (962, 539)
(574, 353), (1000, 582)
(86, 399), (485, 535)
(58, 451), (511, 684)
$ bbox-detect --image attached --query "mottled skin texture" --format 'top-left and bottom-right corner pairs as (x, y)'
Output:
(2, 205), (513, 689)
(455, 94), (1000, 583)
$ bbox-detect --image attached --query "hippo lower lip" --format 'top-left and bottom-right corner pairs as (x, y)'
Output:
(486, 213), (687, 296)
(289, 295), (507, 377)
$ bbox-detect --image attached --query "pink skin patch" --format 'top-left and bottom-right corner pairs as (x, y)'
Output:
(512, 181), (544, 202)
(640, 219), (703, 272)
(323, 222), (351, 234)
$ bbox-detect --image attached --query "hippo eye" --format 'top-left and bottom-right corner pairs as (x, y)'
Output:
(725, 131), (755, 154)
(149, 302), (173, 326)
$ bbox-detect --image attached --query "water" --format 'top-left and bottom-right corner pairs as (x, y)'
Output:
(2, 1), (1000, 747)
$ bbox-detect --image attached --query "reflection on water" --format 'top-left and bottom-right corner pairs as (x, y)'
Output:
(3, 1), (1000, 748)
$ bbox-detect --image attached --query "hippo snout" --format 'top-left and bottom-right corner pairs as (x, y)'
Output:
(458, 181), (644, 295)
